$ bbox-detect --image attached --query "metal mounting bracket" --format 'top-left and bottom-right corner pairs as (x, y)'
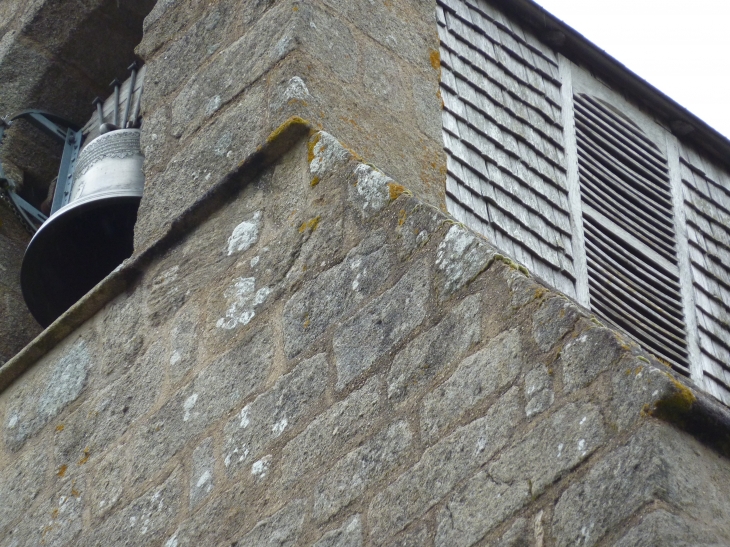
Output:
(0, 110), (83, 231)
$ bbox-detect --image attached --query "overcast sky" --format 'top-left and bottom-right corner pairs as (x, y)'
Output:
(531, 0), (730, 139)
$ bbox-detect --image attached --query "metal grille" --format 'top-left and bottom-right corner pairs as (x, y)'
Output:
(575, 93), (691, 374)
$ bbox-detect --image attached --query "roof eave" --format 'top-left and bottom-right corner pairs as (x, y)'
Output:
(490, 0), (730, 170)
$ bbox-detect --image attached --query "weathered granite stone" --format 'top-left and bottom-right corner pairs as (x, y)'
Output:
(387, 523), (432, 547)
(4, 338), (91, 451)
(309, 131), (353, 181)
(435, 471), (530, 547)
(532, 296), (581, 352)
(99, 295), (144, 377)
(91, 443), (127, 520)
(489, 403), (605, 496)
(394, 199), (444, 260)
(421, 328), (522, 443)
(296, 3), (359, 83)
(348, 163), (394, 219)
(214, 276), (272, 330)
(87, 469), (182, 547)
(314, 421), (413, 522)
(496, 518), (529, 547)
(190, 437), (215, 509)
(412, 68), (444, 142)
(608, 358), (682, 432)
(168, 304), (201, 386)
(435, 225), (495, 298)
(361, 38), (409, 113)
(232, 498), (306, 546)
(507, 269), (546, 310)
(334, 264), (430, 388)
(388, 293), (481, 405)
(314, 515), (363, 547)
(129, 327), (274, 484)
(168, 2), (296, 139)
(280, 377), (382, 488)
(226, 210), (262, 256)
(283, 230), (394, 359)
(524, 364), (554, 418)
(222, 353), (328, 474)
(320, 0), (436, 68)
(560, 327), (624, 392)
(368, 387), (522, 545)
(136, 80), (267, 251)
(140, 3), (234, 107)
(0, 449), (48, 536)
(9, 479), (86, 547)
(614, 509), (727, 547)
(54, 340), (164, 474)
(162, 482), (250, 547)
(552, 425), (667, 547)
(146, 263), (188, 326)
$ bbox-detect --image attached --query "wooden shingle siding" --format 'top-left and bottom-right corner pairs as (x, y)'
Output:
(438, 0), (575, 297)
(678, 150), (730, 404)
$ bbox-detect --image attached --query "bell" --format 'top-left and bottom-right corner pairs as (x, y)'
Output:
(20, 128), (144, 327)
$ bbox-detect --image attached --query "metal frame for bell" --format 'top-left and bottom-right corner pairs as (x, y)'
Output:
(21, 129), (144, 327)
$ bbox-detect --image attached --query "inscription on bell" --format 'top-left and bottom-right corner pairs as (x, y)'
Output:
(74, 130), (142, 180)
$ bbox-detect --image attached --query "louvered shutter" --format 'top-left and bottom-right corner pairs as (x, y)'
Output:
(574, 94), (691, 374)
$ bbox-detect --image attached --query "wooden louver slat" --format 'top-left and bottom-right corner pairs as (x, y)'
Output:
(575, 93), (691, 375)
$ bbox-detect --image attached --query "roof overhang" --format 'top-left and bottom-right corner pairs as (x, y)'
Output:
(491, 0), (730, 170)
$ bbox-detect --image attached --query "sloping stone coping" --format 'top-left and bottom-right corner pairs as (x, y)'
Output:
(1, 116), (729, 460)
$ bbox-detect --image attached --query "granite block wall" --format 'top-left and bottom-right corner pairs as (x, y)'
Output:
(0, 199), (40, 365)
(1, 131), (729, 546)
(134, 0), (446, 253)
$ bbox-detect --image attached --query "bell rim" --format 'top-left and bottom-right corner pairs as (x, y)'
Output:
(21, 194), (141, 327)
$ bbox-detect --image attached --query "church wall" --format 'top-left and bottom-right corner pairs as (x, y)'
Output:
(1, 0), (730, 545)
(1, 131), (729, 546)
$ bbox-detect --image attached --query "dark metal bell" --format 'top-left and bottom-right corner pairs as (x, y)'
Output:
(20, 129), (144, 327)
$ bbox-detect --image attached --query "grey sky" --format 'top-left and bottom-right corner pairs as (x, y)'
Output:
(532, 0), (730, 139)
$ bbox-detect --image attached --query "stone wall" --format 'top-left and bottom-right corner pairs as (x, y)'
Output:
(0, 199), (40, 365)
(134, 0), (446, 252)
(1, 130), (729, 546)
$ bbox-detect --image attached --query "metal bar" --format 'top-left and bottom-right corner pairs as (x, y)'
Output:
(51, 128), (82, 214)
(111, 78), (121, 127)
(130, 78), (143, 128)
(122, 61), (138, 128)
(7, 190), (47, 227)
(10, 110), (68, 143)
(93, 97), (104, 131)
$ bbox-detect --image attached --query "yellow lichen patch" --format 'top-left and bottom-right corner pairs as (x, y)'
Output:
(398, 209), (407, 226)
(78, 447), (90, 466)
(310, 176), (320, 187)
(533, 287), (548, 300)
(430, 49), (441, 71)
(655, 356), (672, 368)
(650, 375), (696, 425)
(388, 182), (406, 201)
(307, 133), (322, 164)
(292, 5), (299, 11)
(303, 313), (311, 329)
(298, 216), (321, 233)
(55, 424), (65, 432)
(71, 485), (80, 498)
(265, 116), (311, 145)
(57, 465), (68, 477)
(51, 507), (59, 519)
